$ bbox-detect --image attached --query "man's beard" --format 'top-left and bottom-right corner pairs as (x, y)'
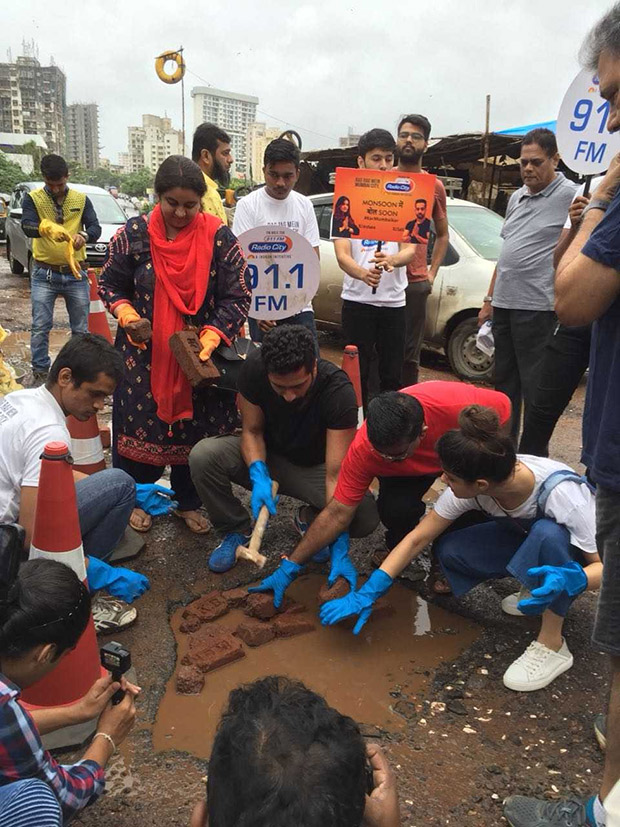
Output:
(213, 158), (231, 187)
(398, 146), (424, 165)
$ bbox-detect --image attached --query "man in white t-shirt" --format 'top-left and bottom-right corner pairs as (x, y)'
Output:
(233, 139), (320, 348)
(333, 128), (418, 410)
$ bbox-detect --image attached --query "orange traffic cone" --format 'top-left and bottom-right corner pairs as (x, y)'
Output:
(342, 345), (364, 427)
(22, 441), (105, 745)
(66, 414), (106, 474)
(87, 268), (113, 344)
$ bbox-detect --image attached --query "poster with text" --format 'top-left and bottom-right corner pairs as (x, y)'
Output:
(331, 168), (436, 243)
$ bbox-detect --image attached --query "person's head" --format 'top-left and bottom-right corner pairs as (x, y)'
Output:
(203, 675), (367, 827)
(260, 325), (317, 403)
(396, 114), (431, 166)
(0, 559), (91, 688)
(366, 392), (427, 461)
(581, 3), (620, 133)
(436, 405), (516, 498)
(519, 128), (559, 193)
(47, 332), (124, 420)
(40, 154), (69, 196)
(263, 139), (301, 200)
(334, 196), (351, 218)
(155, 155), (206, 231)
(357, 129), (396, 171)
(191, 123), (233, 186)
(415, 198), (427, 219)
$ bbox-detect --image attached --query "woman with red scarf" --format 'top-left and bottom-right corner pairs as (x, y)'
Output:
(99, 156), (250, 533)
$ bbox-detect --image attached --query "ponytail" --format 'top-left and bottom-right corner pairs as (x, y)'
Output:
(436, 405), (516, 483)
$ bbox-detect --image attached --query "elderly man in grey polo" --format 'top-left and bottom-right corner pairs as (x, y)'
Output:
(478, 127), (577, 443)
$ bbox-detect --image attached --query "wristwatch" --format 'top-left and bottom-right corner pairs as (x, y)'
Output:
(483, 295), (493, 303)
(581, 199), (610, 219)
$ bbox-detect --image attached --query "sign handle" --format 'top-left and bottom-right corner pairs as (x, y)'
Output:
(582, 174), (593, 198)
(372, 240), (383, 296)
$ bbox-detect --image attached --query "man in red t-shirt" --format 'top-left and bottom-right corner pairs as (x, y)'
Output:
(396, 114), (449, 386)
(250, 380), (511, 606)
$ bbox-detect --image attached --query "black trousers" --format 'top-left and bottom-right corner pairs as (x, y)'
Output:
(113, 451), (202, 512)
(377, 473), (438, 550)
(492, 307), (557, 443)
(519, 323), (591, 457)
(341, 300), (406, 412)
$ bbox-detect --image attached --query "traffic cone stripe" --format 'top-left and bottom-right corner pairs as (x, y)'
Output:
(30, 544), (87, 582)
(66, 414), (106, 474)
(70, 435), (104, 467)
(86, 269), (113, 344)
(342, 345), (364, 428)
(89, 299), (106, 314)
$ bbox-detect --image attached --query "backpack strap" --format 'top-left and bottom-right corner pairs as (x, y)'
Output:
(536, 470), (595, 514)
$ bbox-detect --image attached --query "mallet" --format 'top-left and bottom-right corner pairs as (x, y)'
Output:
(235, 481), (279, 568)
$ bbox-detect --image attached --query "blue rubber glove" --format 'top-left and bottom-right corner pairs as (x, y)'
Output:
(247, 558), (302, 608)
(320, 569), (393, 635)
(327, 532), (358, 591)
(87, 556), (150, 603)
(135, 483), (178, 516)
(248, 461), (278, 520)
(518, 562), (587, 615)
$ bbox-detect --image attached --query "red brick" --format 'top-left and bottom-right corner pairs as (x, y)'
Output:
(317, 578), (350, 606)
(234, 619), (276, 647)
(183, 591), (229, 623)
(179, 613), (201, 634)
(272, 614), (315, 638)
(176, 666), (205, 695)
(279, 597), (306, 615)
(182, 630), (245, 673)
(223, 587), (249, 608)
(244, 593), (277, 620)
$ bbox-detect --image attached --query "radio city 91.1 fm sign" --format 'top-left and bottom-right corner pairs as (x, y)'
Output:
(237, 227), (320, 320)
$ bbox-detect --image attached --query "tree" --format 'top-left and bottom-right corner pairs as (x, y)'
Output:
(0, 153), (28, 193)
(20, 140), (45, 171)
(120, 168), (154, 197)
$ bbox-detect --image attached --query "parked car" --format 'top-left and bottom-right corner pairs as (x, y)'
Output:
(0, 193), (9, 242)
(310, 193), (503, 382)
(5, 182), (127, 278)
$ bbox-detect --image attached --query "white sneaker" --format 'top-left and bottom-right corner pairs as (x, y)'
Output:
(503, 639), (573, 692)
(92, 595), (138, 634)
(501, 589), (530, 617)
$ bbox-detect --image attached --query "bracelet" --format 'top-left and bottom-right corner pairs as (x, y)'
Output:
(93, 731), (116, 754)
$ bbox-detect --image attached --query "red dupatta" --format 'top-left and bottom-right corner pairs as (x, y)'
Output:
(147, 204), (221, 426)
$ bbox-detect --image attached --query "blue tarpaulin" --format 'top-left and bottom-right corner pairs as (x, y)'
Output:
(496, 120), (557, 136)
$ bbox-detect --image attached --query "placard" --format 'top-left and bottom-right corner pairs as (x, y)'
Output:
(237, 226), (321, 320)
(331, 168), (436, 243)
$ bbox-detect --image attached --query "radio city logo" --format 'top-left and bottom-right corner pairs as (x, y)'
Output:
(248, 234), (293, 254)
(384, 178), (414, 193)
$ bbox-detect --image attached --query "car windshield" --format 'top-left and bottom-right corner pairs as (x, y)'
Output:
(446, 205), (504, 260)
(88, 194), (127, 225)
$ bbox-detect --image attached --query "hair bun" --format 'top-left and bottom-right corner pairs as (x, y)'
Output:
(458, 405), (500, 440)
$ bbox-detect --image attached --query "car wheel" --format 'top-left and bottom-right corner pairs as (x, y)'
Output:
(447, 316), (493, 382)
(7, 242), (24, 275)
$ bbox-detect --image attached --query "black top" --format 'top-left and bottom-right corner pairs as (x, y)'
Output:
(238, 351), (358, 466)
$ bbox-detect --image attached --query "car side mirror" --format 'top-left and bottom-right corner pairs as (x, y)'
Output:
(9, 209), (22, 219)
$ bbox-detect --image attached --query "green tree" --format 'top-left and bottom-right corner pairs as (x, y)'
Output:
(0, 153), (28, 192)
(120, 168), (154, 197)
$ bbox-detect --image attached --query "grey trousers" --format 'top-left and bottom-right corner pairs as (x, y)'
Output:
(189, 435), (380, 538)
(403, 280), (431, 387)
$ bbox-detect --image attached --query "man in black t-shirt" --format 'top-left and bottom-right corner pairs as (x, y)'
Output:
(189, 326), (379, 573)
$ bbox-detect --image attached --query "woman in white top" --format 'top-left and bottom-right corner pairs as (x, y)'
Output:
(320, 405), (602, 692)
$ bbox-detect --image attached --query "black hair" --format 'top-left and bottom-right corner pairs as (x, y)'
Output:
(366, 392), (424, 450)
(207, 676), (366, 827)
(521, 128), (558, 158)
(357, 128), (395, 158)
(41, 154), (69, 180)
(415, 198), (428, 205)
(397, 114), (432, 141)
(154, 155), (206, 198)
(436, 405), (516, 483)
(0, 559), (91, 660)
(264, 138), (300, 169)
(191, 123), (231, 163)
(47, 332), (124, 387)
(261, 325), (316, 375)
(580, 2), (620, 71)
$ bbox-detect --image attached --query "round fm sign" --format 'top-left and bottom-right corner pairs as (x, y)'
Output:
(237, 226), (321, 320)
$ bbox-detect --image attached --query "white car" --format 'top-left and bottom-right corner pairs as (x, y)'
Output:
(6, 182), (128, 278)
(310, 193), (503, 382)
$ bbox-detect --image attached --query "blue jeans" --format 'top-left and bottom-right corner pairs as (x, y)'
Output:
(75, 469), (135, 560)
(249, 311), (319, 353)
(30, 265), (90, 372)
(0, 779), (61, 827)
(435, 517), (580, 616)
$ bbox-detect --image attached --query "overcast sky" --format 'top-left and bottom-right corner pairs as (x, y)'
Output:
(3, 0), (615, 162)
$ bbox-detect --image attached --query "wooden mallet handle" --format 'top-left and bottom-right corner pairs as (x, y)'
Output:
(249, 481), (279, 555)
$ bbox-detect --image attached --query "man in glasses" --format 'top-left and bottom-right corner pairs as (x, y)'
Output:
(478, 129), (576, 444)
(250, 380), (510, 606)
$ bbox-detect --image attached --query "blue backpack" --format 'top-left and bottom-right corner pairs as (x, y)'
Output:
(536, 469), (595, 515)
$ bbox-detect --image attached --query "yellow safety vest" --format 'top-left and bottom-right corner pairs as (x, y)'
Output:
(201, 172), (227, 224)
(30, 188), (87, 266)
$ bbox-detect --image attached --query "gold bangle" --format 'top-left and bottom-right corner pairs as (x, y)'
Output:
(93, 731), (116, 754)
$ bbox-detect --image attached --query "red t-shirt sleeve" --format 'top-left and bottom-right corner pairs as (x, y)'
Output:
(333, 435), (374, 507)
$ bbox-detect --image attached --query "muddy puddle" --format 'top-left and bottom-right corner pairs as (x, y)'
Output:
(152, 574), (479, 759)
(1, 329), (70, 370)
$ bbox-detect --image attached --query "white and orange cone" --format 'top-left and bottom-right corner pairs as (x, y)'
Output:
(66, 414), (106, 474)
(86, 269), (113, 344)
(342, 345), (364, 427)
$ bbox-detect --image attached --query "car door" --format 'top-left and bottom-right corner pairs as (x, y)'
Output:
(8, 188), (28, 266)
(312, 201), (344, 327)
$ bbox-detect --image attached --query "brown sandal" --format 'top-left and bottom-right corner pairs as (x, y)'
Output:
(173, 510), (210, 534)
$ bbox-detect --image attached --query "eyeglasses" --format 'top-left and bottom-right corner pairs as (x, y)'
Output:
(518, 158), (547, 168)
(398, 131), (426, 141)
(27, 598), (85, 633)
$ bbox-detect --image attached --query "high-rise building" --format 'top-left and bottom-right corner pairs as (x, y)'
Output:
(339, 128), (361, 149)
(65, 103), (100, 169)
(247, 122), (281, 183)
(191, 86), (258, 177)
(126, 114), (183, 174)
(0, 54), (66, 154)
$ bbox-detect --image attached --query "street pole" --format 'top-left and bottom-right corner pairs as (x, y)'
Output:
(482, 94), (491, 204)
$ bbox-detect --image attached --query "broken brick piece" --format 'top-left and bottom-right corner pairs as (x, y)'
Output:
(182, 630), (245, 673)
(176, 666), (205, 695)
(179, 613), (202, 634)
(272, 614), (315, 638)
(317, 577), (350, 606)
(279, 597), (306, 615)
(223, 587), (249, 608)
(244, 593), (277, 620)
(234, 619), (276, 647)
(183, 591), (229, 623)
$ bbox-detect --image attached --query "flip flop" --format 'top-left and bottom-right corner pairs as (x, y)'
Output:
(129, 508), (152, 533)
(173, 510), (210, 535)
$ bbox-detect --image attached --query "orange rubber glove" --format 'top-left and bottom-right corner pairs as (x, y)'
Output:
(198, 329), (221, 362)
(116, 303), (147, 351)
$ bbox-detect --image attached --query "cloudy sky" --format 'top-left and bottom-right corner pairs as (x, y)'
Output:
(3, 0), (615, 162)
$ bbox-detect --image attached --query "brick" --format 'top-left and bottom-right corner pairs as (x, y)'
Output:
(223, 587), (249, 608)
(176, 665), (205, 695)
(317, 577), (350, 606)
(183, 591), (229, 623)
(179, 613), (201, 634)
(244, 593), (277, 620)
(182, 629), (245, 674)
(272, 614), (315, 638)
(168, 329), (220, 389)
(234, 619), (276, 647)
(279, 597), (306, 615)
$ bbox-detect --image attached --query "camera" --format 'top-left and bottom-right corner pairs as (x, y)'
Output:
(100, 641), (131, 705)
